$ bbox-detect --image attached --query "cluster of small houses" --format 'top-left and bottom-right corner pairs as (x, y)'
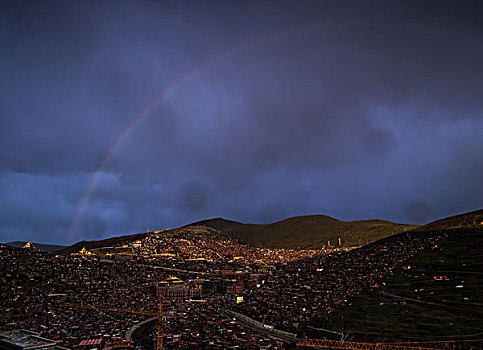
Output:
(0, 229), (453, 350)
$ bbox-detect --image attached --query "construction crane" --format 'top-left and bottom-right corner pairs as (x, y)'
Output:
(297, 340), (445, 350)
(66, 294), (174, 350)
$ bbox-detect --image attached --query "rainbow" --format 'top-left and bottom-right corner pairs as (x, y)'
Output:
(66, 29), (299, 243)
(66, 21), (476, 243)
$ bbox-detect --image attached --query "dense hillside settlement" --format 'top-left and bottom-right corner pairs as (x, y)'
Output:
(0, 222), (452, 349)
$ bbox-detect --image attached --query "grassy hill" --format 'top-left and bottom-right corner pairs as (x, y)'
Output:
(308, 209), (483, 342)
(189, 215), (417, 249)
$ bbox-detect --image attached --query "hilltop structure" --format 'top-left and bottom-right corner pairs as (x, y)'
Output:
(70, 247), (95, 256)
(21, 242), (35, 250)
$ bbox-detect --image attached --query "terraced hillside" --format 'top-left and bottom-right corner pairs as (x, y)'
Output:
(308, 209), (483, 341)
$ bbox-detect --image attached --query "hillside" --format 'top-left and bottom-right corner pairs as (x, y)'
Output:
(185, 218), (264, 242)
(189, 215), (417, 249)
(412, 208), (483, 232)
(61, 225), (230, 255)
(61, 210), (482, 253)
(4, 241), (65, 252)
(308, 210), (483, 341)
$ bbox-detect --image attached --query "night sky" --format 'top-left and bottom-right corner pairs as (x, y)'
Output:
(1, 1), (482, 245)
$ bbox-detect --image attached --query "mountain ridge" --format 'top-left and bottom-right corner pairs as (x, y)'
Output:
(188, 214), (417, 249)
(411, 208), (483, 232)
(49, 208), (483, 254)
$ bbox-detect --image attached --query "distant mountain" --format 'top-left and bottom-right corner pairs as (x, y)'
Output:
(188, 215), (417, 249)
(4, 241), (65, 252)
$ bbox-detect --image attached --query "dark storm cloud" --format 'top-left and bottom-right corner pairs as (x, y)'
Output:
(405, 201), (433, 223)
(177, 181), (212, 212)
(1, 0), (482, 244)
(363, 128), (398, 158)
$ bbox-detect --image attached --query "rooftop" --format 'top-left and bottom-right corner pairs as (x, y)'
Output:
(0, 330), (58, 349)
